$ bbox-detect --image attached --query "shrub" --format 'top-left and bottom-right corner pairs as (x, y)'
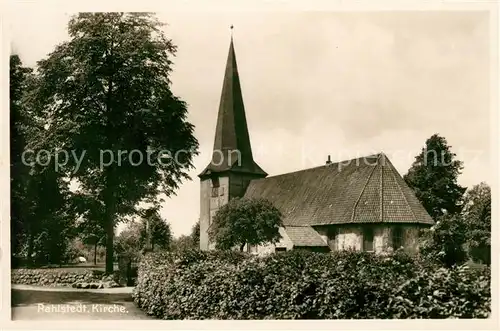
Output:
(133, 250), (490, 319)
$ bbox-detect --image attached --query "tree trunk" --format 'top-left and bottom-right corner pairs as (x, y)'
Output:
(105, 215), (114, 274)
(240, 243), (246, 252)
(94, 241), (98, 265)
(27, 227), (34, 267)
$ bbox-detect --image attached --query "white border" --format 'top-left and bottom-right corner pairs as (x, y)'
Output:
(0, 0), (498, 330)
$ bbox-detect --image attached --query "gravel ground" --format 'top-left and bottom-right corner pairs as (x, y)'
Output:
(11, 288), (154, 320)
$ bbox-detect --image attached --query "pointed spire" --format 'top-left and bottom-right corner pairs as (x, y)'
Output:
(199, 35), (266, 178)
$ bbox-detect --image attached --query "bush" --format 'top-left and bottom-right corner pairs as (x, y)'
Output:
(133, 250), (491, 319)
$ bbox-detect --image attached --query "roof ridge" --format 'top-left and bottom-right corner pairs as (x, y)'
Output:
(351, 154), (382, 222)
(253, 152), (384, 181)
(385, 157), (418, 222)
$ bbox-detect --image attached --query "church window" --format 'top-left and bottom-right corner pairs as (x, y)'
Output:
(392, 227), (404, 250)
(363, 227), (374, 252)
(211, 177), (220, 197)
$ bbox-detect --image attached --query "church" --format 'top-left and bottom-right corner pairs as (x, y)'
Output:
(199, 37), (434, 254)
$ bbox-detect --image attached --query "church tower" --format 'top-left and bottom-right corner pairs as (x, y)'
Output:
(198, 35), (267, 250)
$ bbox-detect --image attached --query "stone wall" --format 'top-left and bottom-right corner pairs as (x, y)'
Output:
(11, 268), (120, 288)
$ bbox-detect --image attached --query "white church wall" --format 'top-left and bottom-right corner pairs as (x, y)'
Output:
(249, 227), (293, 256)
(316, 224), (422, 254)
(336, 226), (363, 251)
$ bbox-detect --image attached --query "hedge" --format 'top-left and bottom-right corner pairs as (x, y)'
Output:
(133, 250), (491, 319)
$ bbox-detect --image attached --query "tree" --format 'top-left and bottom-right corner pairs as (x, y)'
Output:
(139, 208), (172, 251)
(208, 198), (283, 251)
(72, 191), (108, 264)
(171, 235), (195, 252)
(171, 221), (200, 251)
(10, 55), (33, 263)
(462, 182), (491, 215)
(191, 221), (200, 244)
(404, 134), (466, 219)
(77, 217), (106, 265)
(419, 213), (468, 268)
(11, 55), (73, 266)
(31, 13), (198, 273)
(462, 182), (491, 264)
(115, 221), (142, 261)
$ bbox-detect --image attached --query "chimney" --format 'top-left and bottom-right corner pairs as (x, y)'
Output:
(326, 155), (332, 165)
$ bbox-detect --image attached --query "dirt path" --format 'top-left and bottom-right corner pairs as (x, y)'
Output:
(11, 286), (154, 320)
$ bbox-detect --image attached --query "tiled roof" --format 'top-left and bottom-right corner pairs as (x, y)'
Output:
(284, 226), (328, 247)
(244, 153), (434, 226)
(199, 38), (266, 178)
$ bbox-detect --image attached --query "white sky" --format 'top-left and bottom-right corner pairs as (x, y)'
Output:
(9, 9), (492, 237)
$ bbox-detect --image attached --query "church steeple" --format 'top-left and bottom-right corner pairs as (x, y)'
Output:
(199, 33), (267, 251)
(199, 34), (266, 178)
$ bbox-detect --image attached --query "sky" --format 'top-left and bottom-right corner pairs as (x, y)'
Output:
(9, 9), (492, 237)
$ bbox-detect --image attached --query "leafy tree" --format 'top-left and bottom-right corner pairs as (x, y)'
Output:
(10, 55), (33, 263)
(171, 221), (200, 251)
(171, 235), (196, 252)
(419, 214), (468, 268)
(72, 191), (108, 264)
(139, 208), (172, 251)
(404, 134), (466, 219)
(209, 198), (283, 251)
(77, 217), (106, 265)
(10, 54), (72, 265)
(191, 221), (200, 244)
(462, 182), (491, 215)
(462, 182), (491, 264)
(31, 13), (198, 273)
(115, 221), (142, 261)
